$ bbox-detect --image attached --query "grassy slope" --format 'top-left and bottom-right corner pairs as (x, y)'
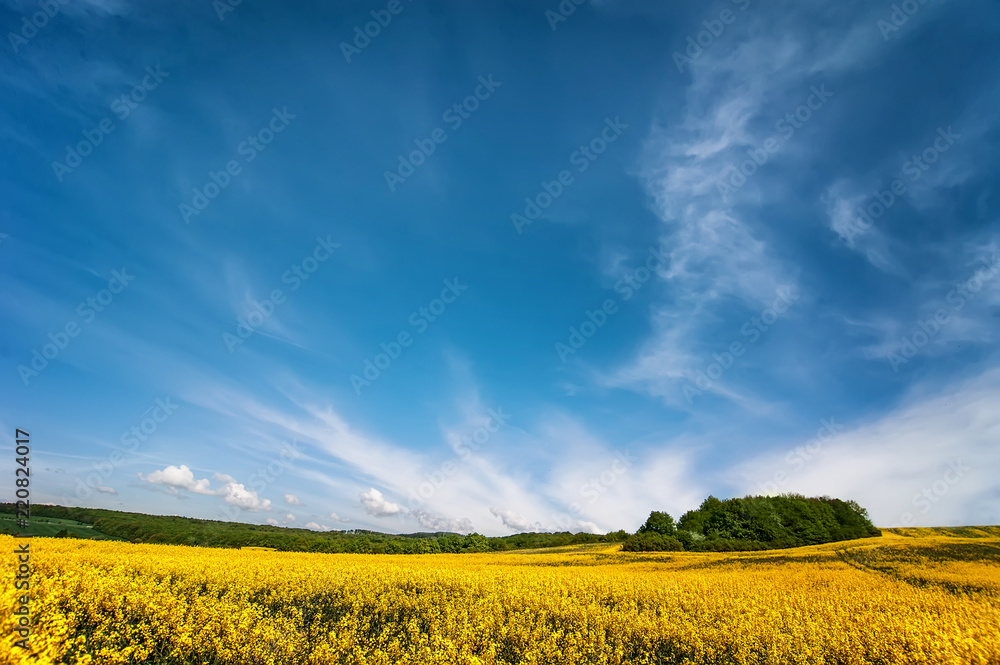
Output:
(0, 513), (121, 540)
(880, 525), (1000, 538)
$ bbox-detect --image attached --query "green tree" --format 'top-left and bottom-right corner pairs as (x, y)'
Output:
(621, 533), (683, 552)
(438, 534), (463, 553)
(461, 533), (490, 552)
(637, 511), (676, 536)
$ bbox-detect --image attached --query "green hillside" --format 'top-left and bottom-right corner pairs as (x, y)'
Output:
(9, 500), (987, 556)
(881, 525), (1000, 538)
(0, 513), (121, 540)
(1, 504), (628, 553)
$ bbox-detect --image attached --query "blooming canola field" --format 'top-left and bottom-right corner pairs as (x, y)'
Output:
(2, 528), (999, 664)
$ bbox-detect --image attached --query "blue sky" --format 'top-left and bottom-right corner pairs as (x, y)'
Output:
(1, 0), (998, 535)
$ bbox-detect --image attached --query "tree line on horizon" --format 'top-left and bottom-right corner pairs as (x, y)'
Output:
(1, 494), (879, 554)
(0, 504), (630, 553)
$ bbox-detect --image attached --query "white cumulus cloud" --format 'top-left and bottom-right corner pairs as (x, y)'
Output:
(304, 521), (330, 531)
(411, 508), (473, 533)
(137, 465), (213, 495)
(218, 482), (272, 512)
(360, 488), (402, 517)
(490, 507), (535, 532)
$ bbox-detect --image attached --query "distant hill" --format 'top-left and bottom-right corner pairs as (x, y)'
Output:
(0, 504), (629, 553)
(0, 512), (121, 541)
(11, 498), (969, 555)
(882, 525), (1000, 538)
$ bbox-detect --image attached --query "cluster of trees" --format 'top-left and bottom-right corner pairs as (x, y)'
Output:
(621, 494), (881, 552)
(3, 504), (629, 554)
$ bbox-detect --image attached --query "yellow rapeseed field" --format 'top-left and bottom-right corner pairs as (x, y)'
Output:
(2, 529), (999, 664)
